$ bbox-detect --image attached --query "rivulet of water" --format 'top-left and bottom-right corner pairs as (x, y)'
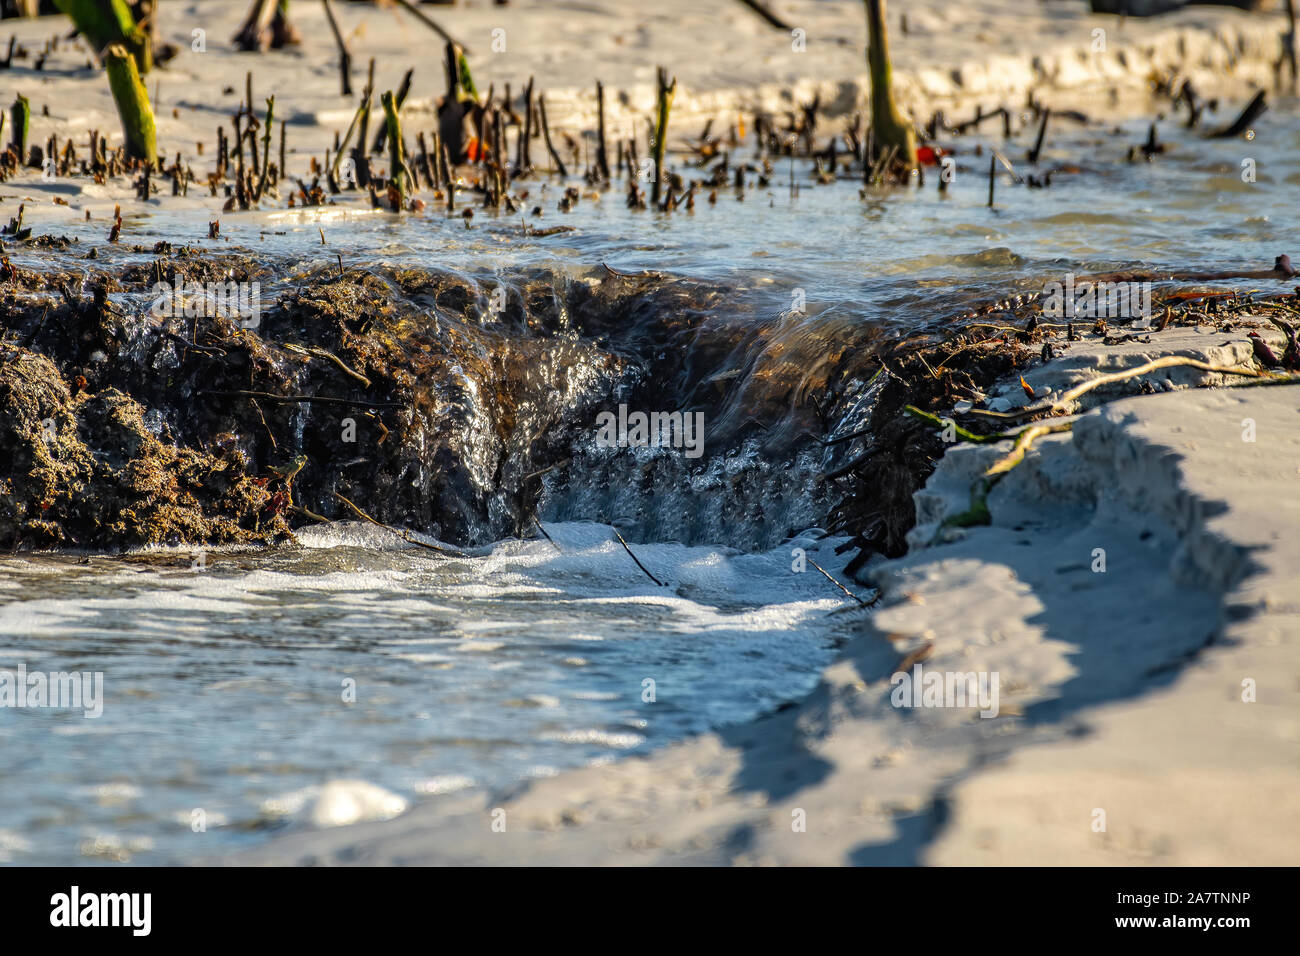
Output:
(0, 523), (858, 864)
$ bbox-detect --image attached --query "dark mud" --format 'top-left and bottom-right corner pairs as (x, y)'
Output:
(2, 248), (631, 548)
(2, 239), (1285, 564)
(0, 348), (272, 549)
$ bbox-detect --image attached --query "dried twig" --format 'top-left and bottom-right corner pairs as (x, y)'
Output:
(200, 389), (402, 409)
(321, 0), (353, 96)
(1208, 90), (1267, 139)
(940, 422), (1074, 532)
(612, 526), (665, 586)
(250, 397), (277, 451)
(538, 94), (567, 177)
(387, 0), (468, 54)
(964, 355), (1277, 423)
(333, 491), (465, 556)
(735, 0), (792, 30)
(533, 517), (562, 553)
(808, 557), (875, 607)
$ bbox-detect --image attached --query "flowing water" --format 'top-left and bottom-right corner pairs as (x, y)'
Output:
(1, 103), (1297, 864)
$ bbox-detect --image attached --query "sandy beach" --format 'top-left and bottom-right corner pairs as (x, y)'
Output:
(220, 1), (1300, 867)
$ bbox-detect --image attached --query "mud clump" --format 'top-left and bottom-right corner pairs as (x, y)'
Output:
(0, 349), (275, 550)
(823, 336), (1035, 565)
(0, 253), (653, 550)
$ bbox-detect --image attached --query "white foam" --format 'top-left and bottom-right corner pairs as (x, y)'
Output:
(414, 775), (475, 796)
(0, 523), (859, 644)
(261, 780), (408, 828)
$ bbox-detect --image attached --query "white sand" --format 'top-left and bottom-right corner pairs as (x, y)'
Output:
(923, 384), (1300, 865)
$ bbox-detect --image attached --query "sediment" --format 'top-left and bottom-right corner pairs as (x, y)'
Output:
(0, 245), (949, 553)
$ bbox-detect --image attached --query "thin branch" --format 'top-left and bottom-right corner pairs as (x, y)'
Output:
(200, 389), (402, 409)
(533, 517), (562, 553)
(321, 0), (353, 96)
(333, 491), (465, 556)
(965, 356), (1281, 423)
(904, 404), (1076, 444)
(612, 527), (665, 586)
(735, 0), (793, 31)
(387, 0), (468, 54)
(808, 557), (874, 607)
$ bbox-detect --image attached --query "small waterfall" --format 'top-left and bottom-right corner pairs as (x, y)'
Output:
(0, 250), (958, 554)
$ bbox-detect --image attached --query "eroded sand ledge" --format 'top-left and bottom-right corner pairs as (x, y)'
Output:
(229, 330), (1299, 866)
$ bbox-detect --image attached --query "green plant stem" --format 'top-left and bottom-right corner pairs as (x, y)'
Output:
(55, 0), (150, 74)
(864, 0), (914, 169)
(256, 95), (275, 199)
(331, 90), (370, 186)
(103, 43), (156, 164)
(652, 67), (675, 206)
(381, 90), (407, 209)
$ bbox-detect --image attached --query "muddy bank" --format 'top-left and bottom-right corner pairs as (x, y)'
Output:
(4, 5), (1296, 558)
(0, 251), (632, 549)
(0, 347), (271, 549)
(3, 237), (1296, 566)
(0, 243), (926, 553)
